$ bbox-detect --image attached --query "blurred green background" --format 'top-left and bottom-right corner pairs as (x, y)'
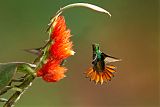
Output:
(0, 0), (159, 107)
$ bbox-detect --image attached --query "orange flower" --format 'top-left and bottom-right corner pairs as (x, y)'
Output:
(50, 41), (74, 60)
(42, 64), (67, 82)
(51, 16), (67, 40)
(49, 16), (75, 60)
(37, 15), (74, 82)
(37, 60), (60, 77)
(37, 59), (67, 82)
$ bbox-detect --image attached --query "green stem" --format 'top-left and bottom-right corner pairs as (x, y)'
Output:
(3, 40), (51, 107)
(3, 75), (35, 107)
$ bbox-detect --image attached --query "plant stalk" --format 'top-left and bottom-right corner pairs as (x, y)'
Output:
(3, 75), (35, 107)
(3, 38), (50, 107)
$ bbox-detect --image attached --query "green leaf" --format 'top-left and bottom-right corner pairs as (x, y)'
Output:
(0, 63), (17, 90)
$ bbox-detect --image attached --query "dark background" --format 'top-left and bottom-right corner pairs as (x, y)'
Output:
(0, 0), (159, 107)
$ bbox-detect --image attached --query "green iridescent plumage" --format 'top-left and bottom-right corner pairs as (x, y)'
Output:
(85, 44), (121, 84)
(92, 43), (120, 73)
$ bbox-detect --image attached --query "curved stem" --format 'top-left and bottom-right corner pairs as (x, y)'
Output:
(57, 3), (111, 17)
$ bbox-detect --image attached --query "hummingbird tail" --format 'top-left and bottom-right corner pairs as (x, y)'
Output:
(85, 65), (117, 85)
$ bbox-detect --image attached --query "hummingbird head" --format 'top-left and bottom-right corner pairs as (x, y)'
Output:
(92, 43), (100, 54)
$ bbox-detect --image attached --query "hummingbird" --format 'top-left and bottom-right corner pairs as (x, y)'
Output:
(85, 44), (121, 84)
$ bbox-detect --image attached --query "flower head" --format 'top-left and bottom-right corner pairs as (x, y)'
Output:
(50, 16), (75, 60)
(37, 59), (67, 82)
(37, 15), (74, 82)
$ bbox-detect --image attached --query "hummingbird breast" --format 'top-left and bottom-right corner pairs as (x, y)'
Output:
(93, 60), (105, 72)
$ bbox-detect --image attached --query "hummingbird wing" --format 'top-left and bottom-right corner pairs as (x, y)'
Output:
(102, 53), (121, 64)
(92, 54), (97, 64)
